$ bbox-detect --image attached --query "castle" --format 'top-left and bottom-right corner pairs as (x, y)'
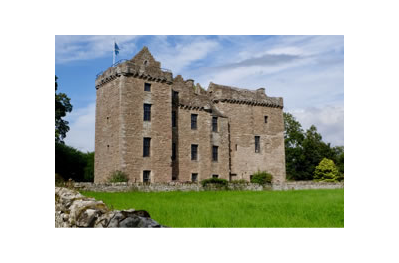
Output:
(94, 47), (286, 183)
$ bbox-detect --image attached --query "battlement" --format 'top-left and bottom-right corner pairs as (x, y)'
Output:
(95, 46), (173, 89)
(208, 82), (283, 108)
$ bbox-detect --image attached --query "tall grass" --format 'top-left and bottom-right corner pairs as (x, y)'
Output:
(81, 189), (344, 228)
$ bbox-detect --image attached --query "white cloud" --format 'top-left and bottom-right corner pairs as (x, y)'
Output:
(55, 35), (139, 64)
(64, 103), (95, 152)
(155, 39), (220, 73)
(291, 105), (344, 146)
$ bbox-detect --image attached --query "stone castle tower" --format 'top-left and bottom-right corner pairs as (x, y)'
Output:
(94, 47), (286, 183)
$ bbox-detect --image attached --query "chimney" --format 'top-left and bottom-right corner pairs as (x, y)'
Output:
(257, 88), (266, 95)
(186, 79), (194, 87)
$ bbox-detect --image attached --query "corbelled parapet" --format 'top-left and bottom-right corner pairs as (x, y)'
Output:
(95, 47), (173, 89)
(208, 82), (284, 108)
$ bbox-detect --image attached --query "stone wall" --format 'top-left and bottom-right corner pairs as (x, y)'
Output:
(55, 187), (166, 227)
(74, 181), (343, 192)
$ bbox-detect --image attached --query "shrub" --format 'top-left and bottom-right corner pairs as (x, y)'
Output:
(83, 152), (94, 182)
(108, 170), (129, 183)
(313, 158), (339, 182)
(201, 178), (228, 188)
(230, 179), (249, 184)
(250, 171), (273, 184)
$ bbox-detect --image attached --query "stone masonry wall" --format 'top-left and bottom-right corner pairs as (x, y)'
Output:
(94, 78), (122, 183)
(74, 181), (343, 192)
(213, 101), (286, 182)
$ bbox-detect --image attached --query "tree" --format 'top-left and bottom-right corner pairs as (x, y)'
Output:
(283, 113), (343, 181)
(314, 158), (339, 182)
(284, 112), (307, 180)
(55, 75), (72, 143)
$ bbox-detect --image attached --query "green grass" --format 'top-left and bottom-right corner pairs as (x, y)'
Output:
(81, 189), (344, 227)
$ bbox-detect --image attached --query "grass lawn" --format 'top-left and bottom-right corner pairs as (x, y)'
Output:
(81, 189), (344, 228)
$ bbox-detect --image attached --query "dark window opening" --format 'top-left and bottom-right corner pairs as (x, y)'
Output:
(173, 90), (179, 100)
(264, 116), (268, 123)
(255, 136), (260, 153)
(212, 117), (218, 132)
(172, 143), (176, 160)
(172, 111), (176, 127)
(172, 175), (177, 181)
(250, 175), (253, 181)
(235, 144), (238, 151)
(191, 114), (198, 130)
(143, 137), (151, 157)
(144, 83), (151, 92)
(212, 146), (218, 162)
(212, 174), (219, 178)
(144, 104), (151, 121)
(191, 173), (198, 182)
(143, 171), (150, 183)
(191, 144), (198, 160)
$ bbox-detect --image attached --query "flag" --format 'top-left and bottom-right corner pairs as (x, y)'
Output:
(114, 42), (120, 56)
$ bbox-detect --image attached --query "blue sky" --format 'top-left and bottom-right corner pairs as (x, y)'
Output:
(55, 35), (344, 152)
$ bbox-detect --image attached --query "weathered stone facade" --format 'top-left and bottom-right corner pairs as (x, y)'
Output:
(95, 47), (286, 183)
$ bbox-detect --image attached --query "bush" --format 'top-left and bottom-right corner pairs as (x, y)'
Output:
(201, 178), (228, 188)
(84, 152), (94, 182)
(313, 158), (339, 182)
(108, 170), (129, 183)
(250, 171), (273, 184)
(230, 179), (249, 184)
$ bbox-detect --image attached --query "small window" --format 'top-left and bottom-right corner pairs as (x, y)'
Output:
(264, 116), (268, 123)
(191, 173), (198, 182)
(143, 170), (151, 183)
(212, 146), (218, 162)
(250, 175), (253, 181)
(235, 144), (238, 151)
(212, 174), (219, 178)
(172, 143), (176, 160)
(255, 136), (260, 153)
(172, 111), (176, 127)
(143, 137), (151, 157)
(212, 117), (218, 132)
(144, 104), (151, 121)
(191, 114), (198, 130)
(191, 144), (198, 160)
(172, 175), (177, 181)
(172, 90), (179, 100)
(144, 83), (151, 92)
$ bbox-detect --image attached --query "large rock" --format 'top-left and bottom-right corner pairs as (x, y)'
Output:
(55, 187), (166, 228)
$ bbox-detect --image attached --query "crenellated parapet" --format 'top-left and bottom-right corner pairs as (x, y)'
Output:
(208, 82), (284, 109)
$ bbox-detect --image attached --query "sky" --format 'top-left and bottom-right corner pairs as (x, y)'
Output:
(55, 35), (344, 152)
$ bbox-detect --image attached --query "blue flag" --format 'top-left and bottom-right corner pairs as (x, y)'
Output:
(114, 42), (120, 56)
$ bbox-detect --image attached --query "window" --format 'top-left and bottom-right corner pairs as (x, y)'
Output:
(143, 104), (151, 121)
(212, 174), (219, 178)
(212, 117), (218, 132)
(172, 111), (176, 127)
(144, 83), (151, 92)
(143, 171), (150, 183)
(264, 116), (268, 123)
(235, 144), (238, 151)
(191, 173), (198, 182)
(143, 138), (151, 157)
(212, 146), (218, 162)
(191, 144), (198, 160)
(191, 114), (198, 130)
(255, 136), (260, 153)
(172, 175), (177, 181)
(173, 90), (179, 100)
(172, 143), (176, 160)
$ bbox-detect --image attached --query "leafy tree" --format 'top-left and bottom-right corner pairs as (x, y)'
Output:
(314, 158), (339, 182)
(55, 76), (72, 143)
(283, 113), (343, 181)
(84, 152), (95, 182)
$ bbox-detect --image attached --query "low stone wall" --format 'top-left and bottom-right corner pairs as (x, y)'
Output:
(272, 181), (344, 190)
(73, 181), (343, 192)
(55, 187), (166, 228)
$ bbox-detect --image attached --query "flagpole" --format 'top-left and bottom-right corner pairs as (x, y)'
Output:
(113, 39), (115, 66)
